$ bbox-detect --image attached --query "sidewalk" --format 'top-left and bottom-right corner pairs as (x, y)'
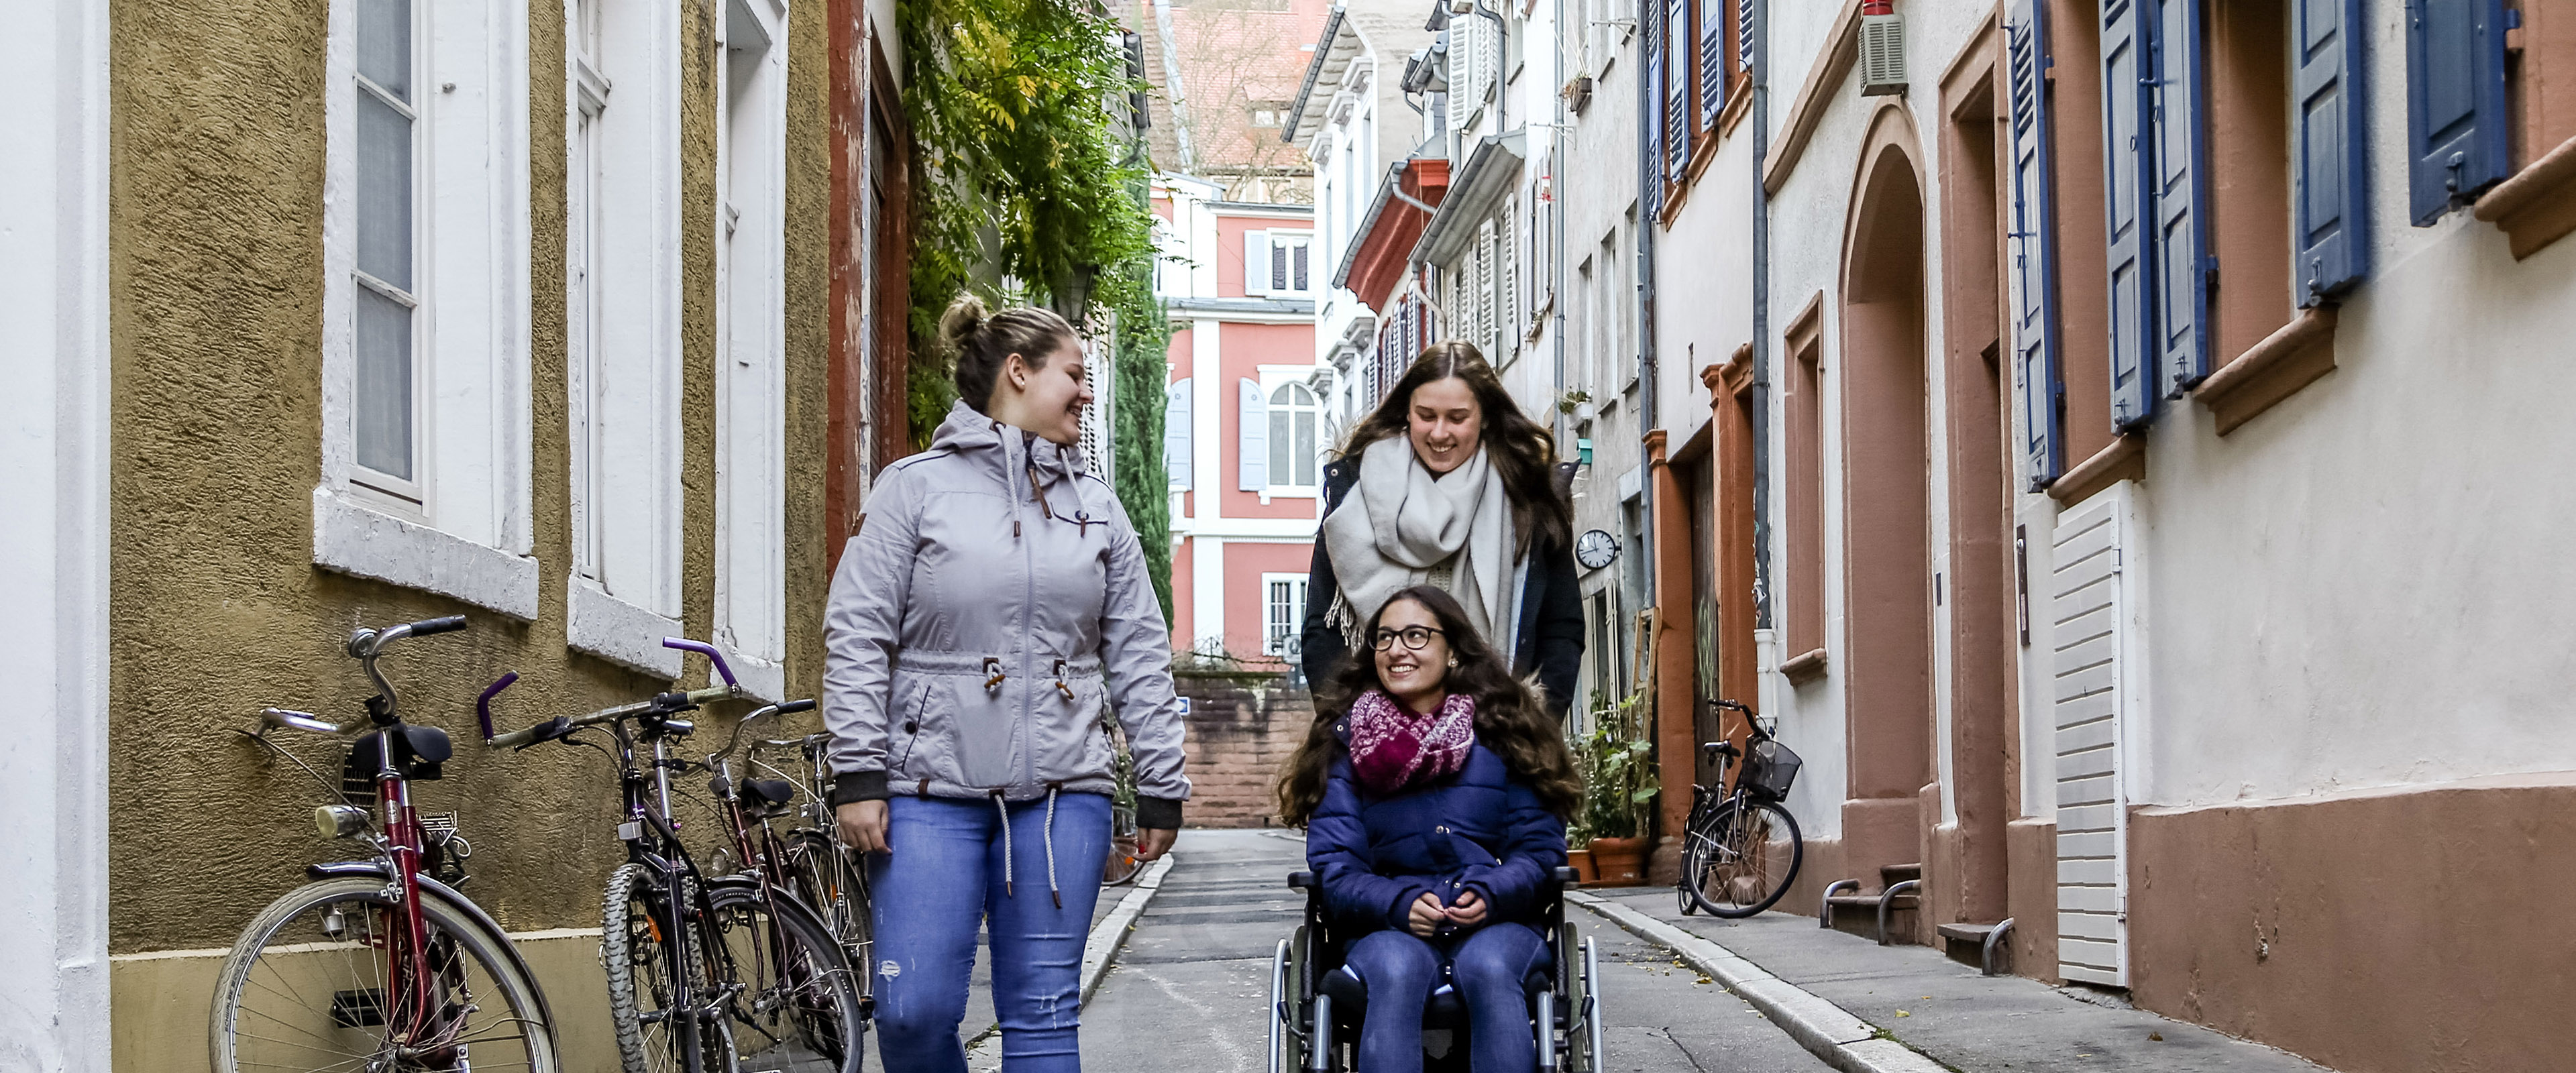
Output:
(1582, 887), (2339, 1073)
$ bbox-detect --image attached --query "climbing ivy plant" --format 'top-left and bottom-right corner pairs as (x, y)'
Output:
(900, 0), (1174, 618)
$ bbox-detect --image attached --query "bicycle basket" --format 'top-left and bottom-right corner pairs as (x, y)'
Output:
(1741, 739), (1802, 800)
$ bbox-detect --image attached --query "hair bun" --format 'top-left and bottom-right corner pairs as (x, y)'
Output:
(938, 292), (991, 351)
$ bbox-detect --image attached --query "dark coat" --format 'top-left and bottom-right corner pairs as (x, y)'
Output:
(1305, 720), (1569, 933)
(1300, 457), (1585, 720)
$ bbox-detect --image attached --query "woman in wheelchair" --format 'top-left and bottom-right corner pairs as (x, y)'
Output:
(1276, 585), (1582, 1073)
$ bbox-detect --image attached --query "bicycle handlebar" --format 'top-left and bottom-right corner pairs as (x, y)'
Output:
(484, 683), (741, 750)
(708, 698), (817, 767)
(661, 637), (740, 689)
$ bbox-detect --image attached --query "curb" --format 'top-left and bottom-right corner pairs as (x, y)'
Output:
(1082, 852), (1179, 1001)
(1568, 891), (1948, 1073)
(965, 852), (1179, 1063)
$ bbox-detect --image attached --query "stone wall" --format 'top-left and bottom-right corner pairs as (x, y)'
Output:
(1174, 669), (1313, 828)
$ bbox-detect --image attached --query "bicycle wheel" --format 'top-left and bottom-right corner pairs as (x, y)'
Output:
(211, 875), (560, 1073)
(704, 881), (867, 1072)
(1681, 797), (1803, 917)
(1102, 801), (1142, 887)
(603, 863), (731, 1073)
(782, 831), (873, 997)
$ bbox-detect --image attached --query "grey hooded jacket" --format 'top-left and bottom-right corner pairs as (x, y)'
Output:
(823, 402), (1191, 829)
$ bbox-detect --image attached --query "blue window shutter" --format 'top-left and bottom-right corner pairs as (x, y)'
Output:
(2406, 0), (2511, 225)
(1237, 378), (1267, 490)
(1700, 0), (1727, 131)
(2100, 0), (2155, 431)
(1164, 378), (1193, 488)
(2008, 0), (2065, 490)
(1645, 0), (1666, 217)
(2152, 0), (2214, 396)
(2294, 0), (2371, 304)
(1666, 0), (1692, 181)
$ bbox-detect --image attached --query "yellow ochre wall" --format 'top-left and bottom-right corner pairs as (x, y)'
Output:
(105, 0), (836, 1064)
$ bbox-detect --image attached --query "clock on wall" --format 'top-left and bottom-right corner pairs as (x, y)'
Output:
(1574, 528), (1619, 571)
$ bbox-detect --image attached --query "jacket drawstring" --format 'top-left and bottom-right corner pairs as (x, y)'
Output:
(994, 791), (1014, 897)
(993, 785), (1065, 908)
(1043, 785), (1065, 907)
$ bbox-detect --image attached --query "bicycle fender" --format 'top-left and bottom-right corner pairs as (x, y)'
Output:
(297, 860), (563, 1048)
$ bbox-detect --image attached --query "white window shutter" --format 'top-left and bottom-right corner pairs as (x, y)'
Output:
(1245, 230), (1272, 296)
(1165, 378), (1193, 488)
(1238, 378), (1268, 490)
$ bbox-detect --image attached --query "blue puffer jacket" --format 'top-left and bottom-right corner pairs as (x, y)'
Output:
(1305, 719), (1569, 934)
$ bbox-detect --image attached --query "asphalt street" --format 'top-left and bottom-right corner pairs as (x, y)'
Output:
(1061, 829), (1832, 1072)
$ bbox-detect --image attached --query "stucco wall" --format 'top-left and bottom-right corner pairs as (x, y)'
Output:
(105, 0), (838, 966)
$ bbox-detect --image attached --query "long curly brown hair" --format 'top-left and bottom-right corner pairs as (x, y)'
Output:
(1273, 586), (1584, 827)
(1337, 341), (1572, 555)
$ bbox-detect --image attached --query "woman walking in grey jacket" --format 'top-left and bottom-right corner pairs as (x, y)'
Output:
(824, 294), (1190, 1072)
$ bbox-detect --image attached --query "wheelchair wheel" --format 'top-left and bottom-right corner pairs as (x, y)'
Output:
(1555, 922), (1599, 1072)
(1271, 927), (1315, 1073)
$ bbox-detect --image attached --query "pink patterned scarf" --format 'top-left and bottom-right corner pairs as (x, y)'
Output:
(1347, 689), (1477, 796)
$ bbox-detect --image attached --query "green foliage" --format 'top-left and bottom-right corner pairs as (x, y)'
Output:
(1109, 264), (1179, 623)
(1571, 689), (1658, 842)
(900, 0), (1161, 449)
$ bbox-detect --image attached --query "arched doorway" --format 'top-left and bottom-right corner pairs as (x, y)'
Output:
(1837, 107), (1935, 897)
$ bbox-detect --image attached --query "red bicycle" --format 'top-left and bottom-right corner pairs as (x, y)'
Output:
(209, 616), (560, 1073)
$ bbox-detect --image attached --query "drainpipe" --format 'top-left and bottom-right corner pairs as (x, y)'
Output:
(1552, 0), (1571, 452)
(1749, 0), (1773, 630)
(1635, 0), (1659, 573)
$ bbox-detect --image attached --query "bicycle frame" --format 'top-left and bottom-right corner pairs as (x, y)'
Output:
(255, 614), (477, 1054)
(608, 709), (743, 1061)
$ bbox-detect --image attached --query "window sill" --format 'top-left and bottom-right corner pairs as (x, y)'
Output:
(725, 651), (787, 705)
(1717, 73), (1754, 141)
(568, 577), (685, 679)
(311, 487), (539, 619)
(2473, 132), (2576, 260)
(1782, 646), (1829, 685)
(2194, 306), (2338, 436)
(2047, 435), (2147, 506)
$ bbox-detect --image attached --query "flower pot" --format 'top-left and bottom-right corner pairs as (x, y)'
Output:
(1565, 848), (1597, 885)
(1585, 836), (1648, 887)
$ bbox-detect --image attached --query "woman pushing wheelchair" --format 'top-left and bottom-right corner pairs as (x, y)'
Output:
(1275, 584), (1582, 1073)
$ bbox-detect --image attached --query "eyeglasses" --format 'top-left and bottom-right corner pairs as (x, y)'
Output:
(1368, 626), (1447, 651)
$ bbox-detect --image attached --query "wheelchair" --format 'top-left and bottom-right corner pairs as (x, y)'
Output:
(1268, 866), (1603, 1072)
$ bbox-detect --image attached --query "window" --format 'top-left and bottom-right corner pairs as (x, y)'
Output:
(1782, 300), (1827, 677)
(716, 0), (788, 701)
(1574, 255), (1596, 391)
(566, 0), (686, 677)
(1245, 229), (1313, 296)
(353, 0), (420, 498)
(1165, 378), (1194, 489)
(1263, 573), (1308, 656)
(314, 0), (537, 619)
(1267, 382), (1321, 491)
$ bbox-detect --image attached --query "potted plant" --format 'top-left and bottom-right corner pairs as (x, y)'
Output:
(1571, 689), (1657, 887)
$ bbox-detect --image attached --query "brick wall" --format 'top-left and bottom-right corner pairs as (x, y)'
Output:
(1174, 668), (1314, 828)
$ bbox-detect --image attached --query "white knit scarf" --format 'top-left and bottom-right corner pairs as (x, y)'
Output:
(1323, 436), (1521, 656)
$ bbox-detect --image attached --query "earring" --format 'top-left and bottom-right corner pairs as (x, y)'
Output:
(1446, 657), (1458, 668)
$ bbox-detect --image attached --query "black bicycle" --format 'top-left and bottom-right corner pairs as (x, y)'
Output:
(484, 638), (863, 1073)
(1678, 699), (1805, 917)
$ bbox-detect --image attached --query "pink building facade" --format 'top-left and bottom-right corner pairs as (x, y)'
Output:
(1154, 175), (1329, 666)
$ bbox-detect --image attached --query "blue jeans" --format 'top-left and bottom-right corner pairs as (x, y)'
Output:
(1343, 922), (1550, 1073)
(867, 792), (1111, 1072)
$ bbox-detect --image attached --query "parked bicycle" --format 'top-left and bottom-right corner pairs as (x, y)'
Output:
(211, 616), (561, 1073)
(1102, 723), (1144, 886)
(484, 638), (863, 1073)
(706, 701), (876, 1037)
(1677, 698), (1805, 917)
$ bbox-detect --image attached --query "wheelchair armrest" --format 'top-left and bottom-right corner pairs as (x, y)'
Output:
(1287, 870), (1320, 891)
(1550, 865), (1580, 887)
